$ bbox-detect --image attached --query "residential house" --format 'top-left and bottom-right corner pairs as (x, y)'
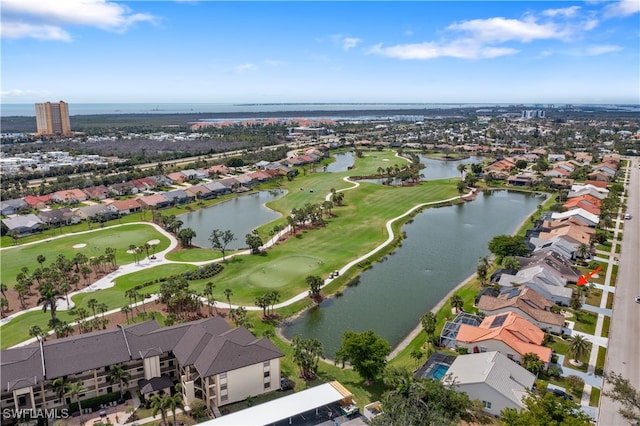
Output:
(247, 170), (272, 183)
(549, 178), (574, 189)
(83, 185), (109, 201)
(516, 250), (581, 283)
(542, 167), (571, 178)
(38, 208), (79, 227)
(487, 159), (516, 174)
(0, 317), (284, 418)
(203, 181), (231, 197)
(107, 199), (142, 215)
(218, 177), (242, 192)
(23, 195), (52, 210)
(476, 287), (565, 334)
(583, 180), (608, 189)
(548, 154), (566, 162)
(163, 189), (193, 205)
(149, 175), (173, 186)
(529, 236), (579, 260)
(1, 214), (44, 236)
(455, 312), (552, 366)
(498, 266), (573, 306)
(166, 172), (187, 184)
(184, 185), (214, 200)
(564, 197), (600, 216)
(137, 194), (171, 209)
(130, 177), (157, 192)
(74, 204), (117, 222)
(587, 170), (612, 182)
(109, 182), (138, 197)
(51, 189), (87, 204)
(205, 165), (231, 177)
(0, 199), (29, 216)
(551, 209), (599, 227)
(443, 351), (536, 416)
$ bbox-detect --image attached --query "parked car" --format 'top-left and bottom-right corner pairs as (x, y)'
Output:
(635, 296), (640, 304)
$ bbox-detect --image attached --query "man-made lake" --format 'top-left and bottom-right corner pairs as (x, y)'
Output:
(282, 190), (544, 357)
(178, 190), (285, 249)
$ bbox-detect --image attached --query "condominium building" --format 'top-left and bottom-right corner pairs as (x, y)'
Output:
(1, 317), (284, 424)
(35, 101), (72, 136)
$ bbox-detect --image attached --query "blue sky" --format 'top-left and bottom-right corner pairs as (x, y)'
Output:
(1, 0), (639, 104)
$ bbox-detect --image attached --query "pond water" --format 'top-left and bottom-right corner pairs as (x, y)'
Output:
(178, 190), (285, 249)
(319, 151), (356, 173)
(282, 190), (544, 357)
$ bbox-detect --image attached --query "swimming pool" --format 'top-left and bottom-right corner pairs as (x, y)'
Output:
(426, 363), (450, 380)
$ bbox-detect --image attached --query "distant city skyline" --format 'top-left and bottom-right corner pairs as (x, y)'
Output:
(1, 1), (639, 105)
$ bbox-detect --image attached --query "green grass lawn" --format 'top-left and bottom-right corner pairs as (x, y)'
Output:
(164, 247), (222, 262)
(590, 387), (601, 407)
(1, 223), (170, 288)
(572, 311), (597, 334)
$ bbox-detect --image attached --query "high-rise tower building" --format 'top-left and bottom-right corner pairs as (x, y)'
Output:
(35, 101), (71, 136)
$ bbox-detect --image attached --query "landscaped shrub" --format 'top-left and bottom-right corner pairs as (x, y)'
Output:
(189, 399), (208, 420)
(565, 375), (584, 391)
(68, 390), (129, 413)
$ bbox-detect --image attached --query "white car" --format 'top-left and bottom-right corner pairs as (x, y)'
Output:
(635, 296), (640, 304)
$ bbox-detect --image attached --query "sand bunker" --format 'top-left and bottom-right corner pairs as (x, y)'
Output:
(148, 239), (160, 245)
(73, 243), (87, 249)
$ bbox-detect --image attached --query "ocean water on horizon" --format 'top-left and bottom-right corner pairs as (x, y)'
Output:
(1, 102), (502, 117)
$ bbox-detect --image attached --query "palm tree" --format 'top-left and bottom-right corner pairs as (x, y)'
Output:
(0, 297), (8, 317)
(476, 256), (490, 286)
(29, 325), (46, 342)
(149, 394), (169, 426)
(576, 243), (591, 264)
(121, 305), (132, 323)
(87, 298), (99, 318)
(37, 254), (46, 271)
(52, 377), (70, 402)
(420, 312), (437, 339)
(66, 382), (86, 418)
(203, 282), (216, 315)
(450, 294), (464, 313)
(567, 335), (592, 365)
(165, 390), (184, 426)
(0, 283), (7, 300)
(224, 288), (233, 309)
(456, 163), (467, 179)
(108, 364), (130, 399)
(37, 283), (64, 320)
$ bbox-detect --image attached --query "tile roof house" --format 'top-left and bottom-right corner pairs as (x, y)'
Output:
(443, 351), (536, 416)
(455, 312), (552, 366)
(137, 193), (172, 209)
(74, 204), (117, 221)
(23, 195), (52, 210)
(83, 185), (110, 200)
(51, 188), (87, 204)
(107, 199), (142, 215)
(476, 286), (566, 334)
(163, 189), (194, 205)
(0, 317), (284, 415)
(38, 208), (79, 226)
(184, 185), (215, 200)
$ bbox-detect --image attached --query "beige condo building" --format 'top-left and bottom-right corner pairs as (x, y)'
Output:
(35, 101), (72, 136)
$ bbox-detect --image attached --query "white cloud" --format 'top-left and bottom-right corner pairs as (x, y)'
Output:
(234, 63), (255, 73)
(341, 37), (362, 50)
(604, 0), (640, 17)
(1, 0), (158, 40)
(0, 22), (71, 41)
(1, 88), (50, 98)
(583, 44), (623, 55)
(328, 34), (362, 51)
(447, 17), (565, 43)
(543, 6), (581, 17)
(368, 39), (519, 60)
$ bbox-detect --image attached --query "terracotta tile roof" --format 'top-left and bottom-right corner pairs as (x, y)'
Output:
(456, 312), (552, 362)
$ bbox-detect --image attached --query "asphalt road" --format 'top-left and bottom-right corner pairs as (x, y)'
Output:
(598, 157), (640, 426)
